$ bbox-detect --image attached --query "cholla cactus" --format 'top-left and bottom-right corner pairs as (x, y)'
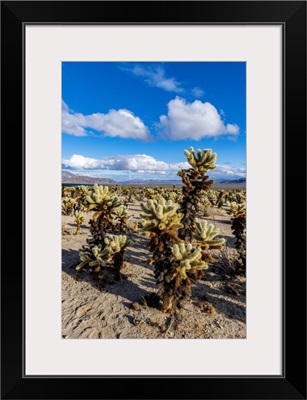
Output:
(74, 186), (91, 209)
(86, 185), (120, 215)
(86, 184), (120, 245)
(227, 202), (246, 274)
(216, 191), (226, 208)
(193, 219), (225, 248)
(104, 234), (131, 280)
(229, 202), (246, 219)
(112, 205), (130, 233)
(75, 184), (130, 282)
(207, 191), (217, 207)
(152, 243), (208, 312)
(140, 198), (183, 312)
(62, 197), (77, 216)
(76, 234), (131, 280)
(170, 243), (207, 280)
(192, 219), (225, 263)
(140, 198), (183, 244)
(76, 243), (107, 271)
(184, 147), (217, 172)
(178, 148), (217, 240)
(104, 234), (130, 255)
(74, 210), (85, 235)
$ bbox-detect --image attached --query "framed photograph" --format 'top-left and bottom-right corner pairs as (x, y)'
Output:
(1, 1), (306, 399)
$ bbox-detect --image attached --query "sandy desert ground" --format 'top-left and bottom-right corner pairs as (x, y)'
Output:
(62, 202), (246, 339)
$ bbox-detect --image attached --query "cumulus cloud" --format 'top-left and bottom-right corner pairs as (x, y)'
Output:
(62, 153), (245, 181)
(62, 101), (152, 141)
(159, 97), (240, 140)
(122, 64), (184, 93)
(62, 101), (87, 136)
(210, 164), (246, 180)
(62, 153), (189, 172)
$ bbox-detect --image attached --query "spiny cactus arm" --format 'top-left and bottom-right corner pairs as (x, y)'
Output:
(193, 219), (225, 249)
(116, 205), (130, 217)
(74, 210), (85, 220)
(75, 260), (90, 271)
(198, 149), (217, 170)
(183, 148), (217, 171)
(76, 244), (107, 270)
(170, 243), (208, 280)
(104, 234), (131, 255)
(228, 201), (246, 216)
(140, 199), (181, 223)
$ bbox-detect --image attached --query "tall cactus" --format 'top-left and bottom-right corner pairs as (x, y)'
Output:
(104, 235), (131, 280)
(140, 198), (183, 312)
(75, 184), (130, 281)
(165, 243), (208, 309)
(178, 148), (217, 240)
(227, 202), (246, 274)
(112, 205), (130, 233)
(86, 184), (120, 245)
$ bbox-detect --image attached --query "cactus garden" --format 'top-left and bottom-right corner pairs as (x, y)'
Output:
(62, 149), (246, 339)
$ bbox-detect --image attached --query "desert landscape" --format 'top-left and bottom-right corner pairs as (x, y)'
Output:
(61, 62), (246, 339)
(62, 178), (246, 340)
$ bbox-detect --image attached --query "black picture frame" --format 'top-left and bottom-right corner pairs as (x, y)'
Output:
(1, 1), (306, 399)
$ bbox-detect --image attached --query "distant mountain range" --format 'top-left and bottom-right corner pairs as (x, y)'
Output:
(120, 178), (246, 185)
(62, 170), (117, 185)
(120, 179), (182, 185)
(218, 178), (246, 184)
(62, 170), (246, 187)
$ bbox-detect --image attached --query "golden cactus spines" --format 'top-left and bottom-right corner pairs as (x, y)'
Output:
(170, 243), (208, 280)
(192, 219), (225, 249)
(103, 234), (131, 280)
(86, 184), (120, 214)
(229, 202), (246, 219)
(76, 244), (106, 271)
(140, 198), (183, 235)
(62, 197), (77, 216)
(103, 234), (131, 256)
(74, 210), (86, 235)
(178, 148), (217, 240)
(76, 234), (131, 280)
(85, 184), (121, 244)
(227, 201), (246, 274)
(113, 205), (130, 233)
(184, 147), (217, 172)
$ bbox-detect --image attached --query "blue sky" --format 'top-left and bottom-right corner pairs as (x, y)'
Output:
(62, 62), (246, 181)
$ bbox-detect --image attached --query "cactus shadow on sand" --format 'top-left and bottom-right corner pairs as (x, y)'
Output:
(193, 276), (246, 323)
(62, 248), (152, 305)
(66, 223), (89, 230)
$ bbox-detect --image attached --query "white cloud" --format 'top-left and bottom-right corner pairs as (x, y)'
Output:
(159, 97), (240, 140)
(123, 64), (184, 93)
(62, 100), (69, 112)
(62, 154), (189, 172)
(62, 154), (102, 169)
(191, 87), (205, 98)
(62, 101), (87, 136)
(62, 101), (152, 141)
(225, 123), (240, 134)
(62, 153), (245, 181)
(210, 164), (246, 180)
